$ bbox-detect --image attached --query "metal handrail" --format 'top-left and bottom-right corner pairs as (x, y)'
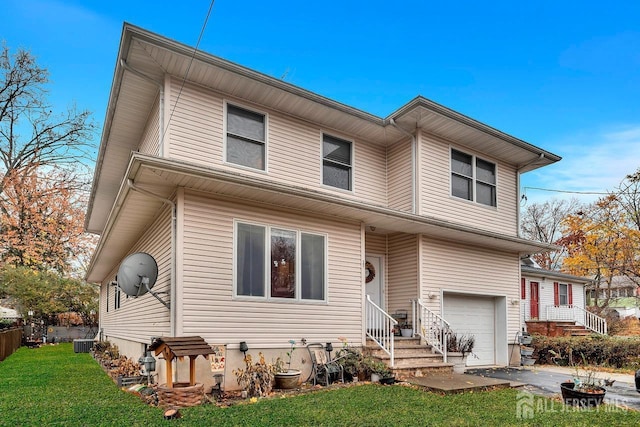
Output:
(413, 299), (450, 362)
(365, 295), (398, 367)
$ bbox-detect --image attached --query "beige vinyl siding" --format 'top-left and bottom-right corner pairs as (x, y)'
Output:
(99, 206), (172, 343)
(419, 130), (518, 236)
(387, 139), (413, 212)
(353, 140), (387, 206)
(421, 237), (520, 338)
(167, 78), (224, 164)
(180, 191), (364, 346)
(365, 233), (386, 255)
(166, 78), (387, 206)
(387, 233), (418, 316)
(138, 97), (160, 156)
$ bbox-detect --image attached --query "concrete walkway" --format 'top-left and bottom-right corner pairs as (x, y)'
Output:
(406, 372), (511, 393)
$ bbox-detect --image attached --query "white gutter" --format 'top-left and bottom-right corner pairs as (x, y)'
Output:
(120, 59), (165, 155)
(389, 118), (417, 214)
(126, 179), (177, 337)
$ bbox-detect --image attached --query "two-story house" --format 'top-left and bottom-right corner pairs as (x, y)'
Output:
(86, 24), (560, 389)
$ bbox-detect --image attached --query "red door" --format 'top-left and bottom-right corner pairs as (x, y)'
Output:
(530, 282), (540, 319)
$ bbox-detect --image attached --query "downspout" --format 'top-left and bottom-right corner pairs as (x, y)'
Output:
(127, 179), (177, 338)
(389, 118), (417, 215)
(120, 59), (165, 156)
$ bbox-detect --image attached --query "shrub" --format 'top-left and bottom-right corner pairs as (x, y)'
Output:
(233, 352), (276, 397)
(531, 334), (640, 369)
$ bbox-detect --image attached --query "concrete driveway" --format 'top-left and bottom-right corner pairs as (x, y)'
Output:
(467, 365), (640, 410)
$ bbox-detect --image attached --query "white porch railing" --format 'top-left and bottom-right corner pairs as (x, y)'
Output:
(545, 305), (607, 335)
(365, 295), (398, 367)
(412, 299), (450, 362)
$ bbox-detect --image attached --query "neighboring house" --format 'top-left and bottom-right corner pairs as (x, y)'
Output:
(0, 305), (19, 321)
(520, 258), (607, 336)
(86, 24), (561, 389)
(590, 276), (640, 319)
(589, 275), (639, 300)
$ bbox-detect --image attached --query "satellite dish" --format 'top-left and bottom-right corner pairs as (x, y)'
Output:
(117, 252), (158, 298)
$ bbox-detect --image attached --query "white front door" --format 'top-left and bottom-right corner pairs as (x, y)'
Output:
(365, 256), (383, 329)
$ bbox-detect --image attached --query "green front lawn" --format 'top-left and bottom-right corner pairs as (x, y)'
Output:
(0, 344), (637, 426)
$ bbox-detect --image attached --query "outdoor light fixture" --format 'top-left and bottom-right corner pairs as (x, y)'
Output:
(325, 342), (333, 359)
(239, 341), (249, 356)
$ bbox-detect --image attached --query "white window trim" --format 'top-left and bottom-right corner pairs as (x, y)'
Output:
(223, 100), (269, 173)
(320, 132), (355, 194)
(449, 147), (497, 208)
(558, 283), (569, 305)
(232, 219), (328, 304)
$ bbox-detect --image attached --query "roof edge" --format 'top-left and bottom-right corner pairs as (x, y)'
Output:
(386, 96), (562, 163)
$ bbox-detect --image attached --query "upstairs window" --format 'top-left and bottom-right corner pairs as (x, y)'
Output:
(323, 134), (352, 190)
(451, 149), (496, 207)
(226, 104), (266, 170)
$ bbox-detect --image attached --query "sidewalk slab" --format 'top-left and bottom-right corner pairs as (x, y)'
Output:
(406, 373), (512, 394)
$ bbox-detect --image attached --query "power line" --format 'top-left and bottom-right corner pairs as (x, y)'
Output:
(162, 0), (216, 141)
(524, 186), (611, 195)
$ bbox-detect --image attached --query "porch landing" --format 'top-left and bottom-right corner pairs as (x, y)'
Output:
(406, 373), (514, 394)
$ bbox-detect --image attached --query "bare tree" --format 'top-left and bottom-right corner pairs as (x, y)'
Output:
(520, 198), (582, 270)
(0, 44), (96, 208)
(613, 169), (640, 285)
(0, 44), (97, 276)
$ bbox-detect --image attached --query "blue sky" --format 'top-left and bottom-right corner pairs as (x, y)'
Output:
(4, 0), (639, 205)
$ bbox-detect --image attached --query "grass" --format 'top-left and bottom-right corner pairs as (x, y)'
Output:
(1, 344), (638, 426)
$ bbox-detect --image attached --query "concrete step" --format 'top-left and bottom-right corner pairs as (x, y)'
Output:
(569, 330), (592, 336)
(365, 336), (452, 378)
(367, 346), (437, 358)
(392, 364), (454, 380)
(377, 353), (445, 366)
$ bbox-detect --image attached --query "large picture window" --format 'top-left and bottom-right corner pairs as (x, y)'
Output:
(323, 134), (352, 190)
(226, 104), (266, 170)
(235, 221), (326, 302)
(451, 149), (496, 207)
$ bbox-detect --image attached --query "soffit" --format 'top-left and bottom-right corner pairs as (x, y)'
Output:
(87, 153), (556, 282)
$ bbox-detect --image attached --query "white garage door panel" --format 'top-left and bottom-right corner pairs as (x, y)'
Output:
(443, 295), (495, 367)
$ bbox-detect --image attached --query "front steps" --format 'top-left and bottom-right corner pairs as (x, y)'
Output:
(526, 320), (594, 337)
(365, 337), (453, 380)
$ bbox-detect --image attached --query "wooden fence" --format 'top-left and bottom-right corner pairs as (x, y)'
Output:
(0, 328), (22, 361)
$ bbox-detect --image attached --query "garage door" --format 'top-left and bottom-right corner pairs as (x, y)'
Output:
(443, 294), (495, 367)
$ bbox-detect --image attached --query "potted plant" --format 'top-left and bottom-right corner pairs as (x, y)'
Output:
(399, 322), (413, 337)
(335, 344), (364, 382)
(446, 331), (475, 374)
(274, 340), (302, 389)
(560, 359), (607, 407)
(362, 357), (394, 384)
